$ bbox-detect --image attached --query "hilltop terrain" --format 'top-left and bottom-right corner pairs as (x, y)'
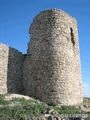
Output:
(0, 94), (90, 120)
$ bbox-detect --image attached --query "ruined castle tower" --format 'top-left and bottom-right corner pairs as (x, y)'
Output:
(23, 9), (83, 105)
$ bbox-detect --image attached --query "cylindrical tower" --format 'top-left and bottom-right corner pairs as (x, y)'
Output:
(23, 9), (83, 105)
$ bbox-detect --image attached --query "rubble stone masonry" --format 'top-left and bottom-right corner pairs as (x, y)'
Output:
(0, 9), (83, 105)
(0, 43), (25, 94)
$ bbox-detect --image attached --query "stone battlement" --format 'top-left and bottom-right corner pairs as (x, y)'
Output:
(0, 9), (83, 105)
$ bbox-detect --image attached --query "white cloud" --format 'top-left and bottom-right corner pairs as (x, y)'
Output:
(82, 83), (89, 88)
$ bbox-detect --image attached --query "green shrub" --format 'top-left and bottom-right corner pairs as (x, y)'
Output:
(0, 95), (10, 105)
(47, 101), (57, 106)
(0, 96), (89, 119)
(58, 106), (86, 114)
(0, 98), (51, 119)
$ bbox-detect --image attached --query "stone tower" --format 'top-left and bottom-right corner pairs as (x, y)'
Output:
(23, 9), (83, 105)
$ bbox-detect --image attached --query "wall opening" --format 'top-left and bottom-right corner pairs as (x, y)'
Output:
(70, 28), (75, 46)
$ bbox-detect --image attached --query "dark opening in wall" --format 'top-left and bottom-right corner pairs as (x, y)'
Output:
(70, 28), (75, 46)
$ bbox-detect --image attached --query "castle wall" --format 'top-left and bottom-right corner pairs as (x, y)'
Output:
(23, 9), (83, 105)
(0, 43), (9, 94)
(0, 43), (24, 94)
(0, 8), (83, 105)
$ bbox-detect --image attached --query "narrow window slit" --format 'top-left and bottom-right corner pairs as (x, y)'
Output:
(70, 27), (75, 46)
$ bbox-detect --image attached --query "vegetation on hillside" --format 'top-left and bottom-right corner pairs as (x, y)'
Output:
(0, 95), (89, 120)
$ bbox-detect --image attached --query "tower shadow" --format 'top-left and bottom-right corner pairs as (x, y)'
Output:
(7, 47), (25, 94)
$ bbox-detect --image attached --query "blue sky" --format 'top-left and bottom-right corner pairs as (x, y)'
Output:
(0, 0), (90, 97)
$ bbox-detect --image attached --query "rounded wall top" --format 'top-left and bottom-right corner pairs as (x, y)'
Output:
(41, 8), (75, 18)
(32, 8), (76, 23)
(29, 8), (77, 35)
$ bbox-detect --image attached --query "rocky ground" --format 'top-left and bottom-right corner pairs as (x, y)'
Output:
(1, 94), (90, 120)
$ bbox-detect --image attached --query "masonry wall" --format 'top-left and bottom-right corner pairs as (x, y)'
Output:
(0, 8), (83, 105)
(23, 9), (83, 105)
(0, 43), (25, 94)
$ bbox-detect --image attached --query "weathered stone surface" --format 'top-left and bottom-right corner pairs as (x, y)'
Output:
(0, 43), (25, 94)
(0, 8), (83, 105)
(23, 9), (83, 105)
